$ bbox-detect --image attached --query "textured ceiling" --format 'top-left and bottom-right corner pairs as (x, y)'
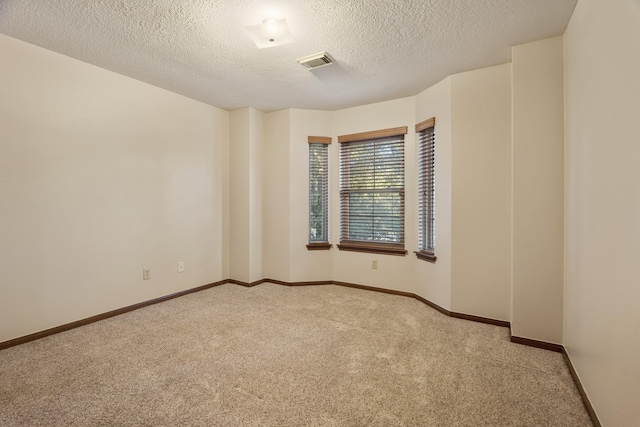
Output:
(0, 0), (578, 112)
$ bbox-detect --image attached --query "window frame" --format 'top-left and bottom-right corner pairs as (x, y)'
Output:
(337, 126), (408, 256)
(307, 136), (332, 251)
(415, 118), (437, 263)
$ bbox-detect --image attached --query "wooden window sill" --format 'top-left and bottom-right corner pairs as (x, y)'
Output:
(338, 242), (407, 256)
(306, 243), (332, 251)
(415, 251), (437, 263)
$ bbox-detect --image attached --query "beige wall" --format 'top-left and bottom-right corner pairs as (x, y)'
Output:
(564, 0), (640, 425)
(262, 108), (334, 283)
(229, 108), (264, 283)
(262, 110), (291, 282)
(0, 34), (228, 342)
(229, 109), (251, 282)
(414, 78), (453, 309)
(511, 37), (565, 344)
(288, 109), (334, 282)
(249, 109), (264, 282)
(221, 110), (231, 280)
(450, 64), (512, 321)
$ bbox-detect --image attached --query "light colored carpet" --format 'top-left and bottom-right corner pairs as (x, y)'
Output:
(0, 283), (592, 426)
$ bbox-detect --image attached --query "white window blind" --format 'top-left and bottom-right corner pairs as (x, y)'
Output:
(309, 140), (329, 243)
(339, 132), (405, 251)
(417, 120), (435, 255)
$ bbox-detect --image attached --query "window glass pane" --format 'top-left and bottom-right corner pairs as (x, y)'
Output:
(418, 126), (435, 252)
(309, 143), (329, 242)
(340, 135), (404, 247)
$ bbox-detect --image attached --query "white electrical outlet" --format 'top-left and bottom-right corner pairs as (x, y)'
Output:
(178, 262), (184, 273)
(143, 269), (151, 280)
(372, 260), (378, 269)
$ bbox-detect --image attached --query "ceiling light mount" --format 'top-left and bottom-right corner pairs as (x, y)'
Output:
(244, 18), (294, 49)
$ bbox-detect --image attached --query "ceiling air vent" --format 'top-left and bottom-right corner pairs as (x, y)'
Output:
(296, 52), (333, 70)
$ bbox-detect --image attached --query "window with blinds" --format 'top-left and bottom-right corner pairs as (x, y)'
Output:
(338, 127), (407, 256)
(307, 136), (331, 250)
(416, 118), (436, 262)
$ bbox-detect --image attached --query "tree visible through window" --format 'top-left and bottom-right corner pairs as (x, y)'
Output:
(338, 127), (407, 256)
(307, 136), (331, 250)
